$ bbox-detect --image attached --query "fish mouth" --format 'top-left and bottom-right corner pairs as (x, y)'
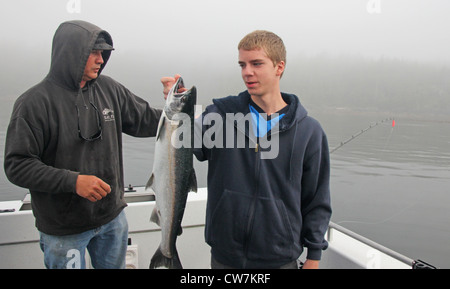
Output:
(174, 77), (185, 93)
(168, 78), (185, 100)
(165, 77), (197, 117)
(168, 77), (195, 102)
(170, 77), (185, 97)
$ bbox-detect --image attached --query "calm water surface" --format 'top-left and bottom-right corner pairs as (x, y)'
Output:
(1, 96), (449, 268)
(320, 111), (450, 269)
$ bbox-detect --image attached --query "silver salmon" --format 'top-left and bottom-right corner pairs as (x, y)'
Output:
(146, 77), (197, 269)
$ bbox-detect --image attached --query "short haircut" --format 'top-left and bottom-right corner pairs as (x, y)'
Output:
(238, 30), (286, 67)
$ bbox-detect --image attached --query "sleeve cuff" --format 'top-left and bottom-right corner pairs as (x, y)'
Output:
(66, 171), (80, 193)
(306, 248), (322, 261)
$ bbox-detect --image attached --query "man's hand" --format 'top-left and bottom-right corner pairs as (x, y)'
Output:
(302, 259), (320, 269)
(161, 74), (187, 99)
(76, 175), (111, 202)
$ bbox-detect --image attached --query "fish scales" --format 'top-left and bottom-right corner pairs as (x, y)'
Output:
(146, 77), (197, 269)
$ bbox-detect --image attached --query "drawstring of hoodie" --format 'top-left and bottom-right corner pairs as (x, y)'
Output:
(78, 82), (89, 109)
(77, 87), (86, 108)
(78, 82), (97, 109)
(88, 82), (95, 105)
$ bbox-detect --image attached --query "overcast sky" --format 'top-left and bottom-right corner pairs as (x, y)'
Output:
(2, 0), (449, 62)
(1, 0), (449, 106)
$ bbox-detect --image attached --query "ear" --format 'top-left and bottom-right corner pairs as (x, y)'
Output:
(275, 61), (285, 77)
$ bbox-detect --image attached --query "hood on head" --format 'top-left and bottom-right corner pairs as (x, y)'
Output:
(47, 20), (113, 91)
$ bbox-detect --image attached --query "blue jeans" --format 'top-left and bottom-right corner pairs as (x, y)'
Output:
(39, 210), (128, 269)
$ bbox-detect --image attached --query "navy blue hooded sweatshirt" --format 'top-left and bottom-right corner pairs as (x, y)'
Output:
(194, 91), (331, 268)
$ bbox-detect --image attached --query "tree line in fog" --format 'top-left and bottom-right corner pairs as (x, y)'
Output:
(1, 48), (449, 116)
(283, 54), (450, 115)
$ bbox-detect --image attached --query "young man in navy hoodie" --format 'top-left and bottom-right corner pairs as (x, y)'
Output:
(163, 30), (331, 269)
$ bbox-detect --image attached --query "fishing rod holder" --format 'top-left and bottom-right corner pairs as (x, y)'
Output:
(412, 259), (437, 269)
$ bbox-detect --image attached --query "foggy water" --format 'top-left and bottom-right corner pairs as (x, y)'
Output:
(123, 110), (450, 269)
(1, 94), (449, 268)
(320, 111), (450, 269)
(124, 110), (450, 268)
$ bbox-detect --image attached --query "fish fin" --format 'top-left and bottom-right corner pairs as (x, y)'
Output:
(189, 169), (198, 193)
(156, 114), (166, 141)
(149, 246), (183, 269)
(150, 206), (161, 226)
(145, 174), (154, 191)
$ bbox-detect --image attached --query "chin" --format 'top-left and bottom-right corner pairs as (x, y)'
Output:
(248, 89), (264, 97)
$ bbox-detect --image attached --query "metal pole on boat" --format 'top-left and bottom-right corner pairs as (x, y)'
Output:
(327, 222), (437, 269)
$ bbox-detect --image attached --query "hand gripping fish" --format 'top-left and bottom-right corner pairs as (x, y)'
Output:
(146, 77), (197, 269)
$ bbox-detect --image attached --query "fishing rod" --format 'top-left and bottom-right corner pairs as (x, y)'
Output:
(330, 117), (395, 154)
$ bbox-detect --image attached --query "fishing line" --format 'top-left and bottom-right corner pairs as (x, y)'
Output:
(330, 117), (395, 154)
(331, 117), (406, 227)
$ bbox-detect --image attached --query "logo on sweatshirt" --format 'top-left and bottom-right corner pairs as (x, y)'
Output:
(103, 108), (115, 122)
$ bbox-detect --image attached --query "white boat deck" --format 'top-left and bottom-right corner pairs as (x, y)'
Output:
(0, 187), (433, 269)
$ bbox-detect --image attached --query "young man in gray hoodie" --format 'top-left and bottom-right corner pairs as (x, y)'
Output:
(4, 20), (162, 269)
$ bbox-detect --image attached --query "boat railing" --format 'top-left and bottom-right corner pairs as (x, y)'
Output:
(327, 222), (436, 269)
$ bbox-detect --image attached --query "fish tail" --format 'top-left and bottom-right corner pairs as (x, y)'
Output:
(149, 246), (183, 269)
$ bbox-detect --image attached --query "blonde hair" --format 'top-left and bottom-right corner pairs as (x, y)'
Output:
(238, 30), (286, 67)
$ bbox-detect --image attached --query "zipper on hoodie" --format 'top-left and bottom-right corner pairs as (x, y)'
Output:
(233, 112), (266, 267)
(242, 139), (261, 268)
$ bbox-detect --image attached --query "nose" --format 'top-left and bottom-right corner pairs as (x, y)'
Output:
(241, 65), (254, 77)
(96, 54), (104, 64)
(93, 51), (104, 64)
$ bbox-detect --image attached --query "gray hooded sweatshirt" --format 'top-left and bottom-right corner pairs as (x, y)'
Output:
(4, 20), (162, 235)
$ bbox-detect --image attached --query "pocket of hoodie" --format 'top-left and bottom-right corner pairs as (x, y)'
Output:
(208, 190), (296, 261)
(247, 198), (296, 261)
(208, 189), (253, 253)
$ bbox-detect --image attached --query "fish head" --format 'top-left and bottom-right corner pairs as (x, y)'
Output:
(164, 77), (197, 120)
